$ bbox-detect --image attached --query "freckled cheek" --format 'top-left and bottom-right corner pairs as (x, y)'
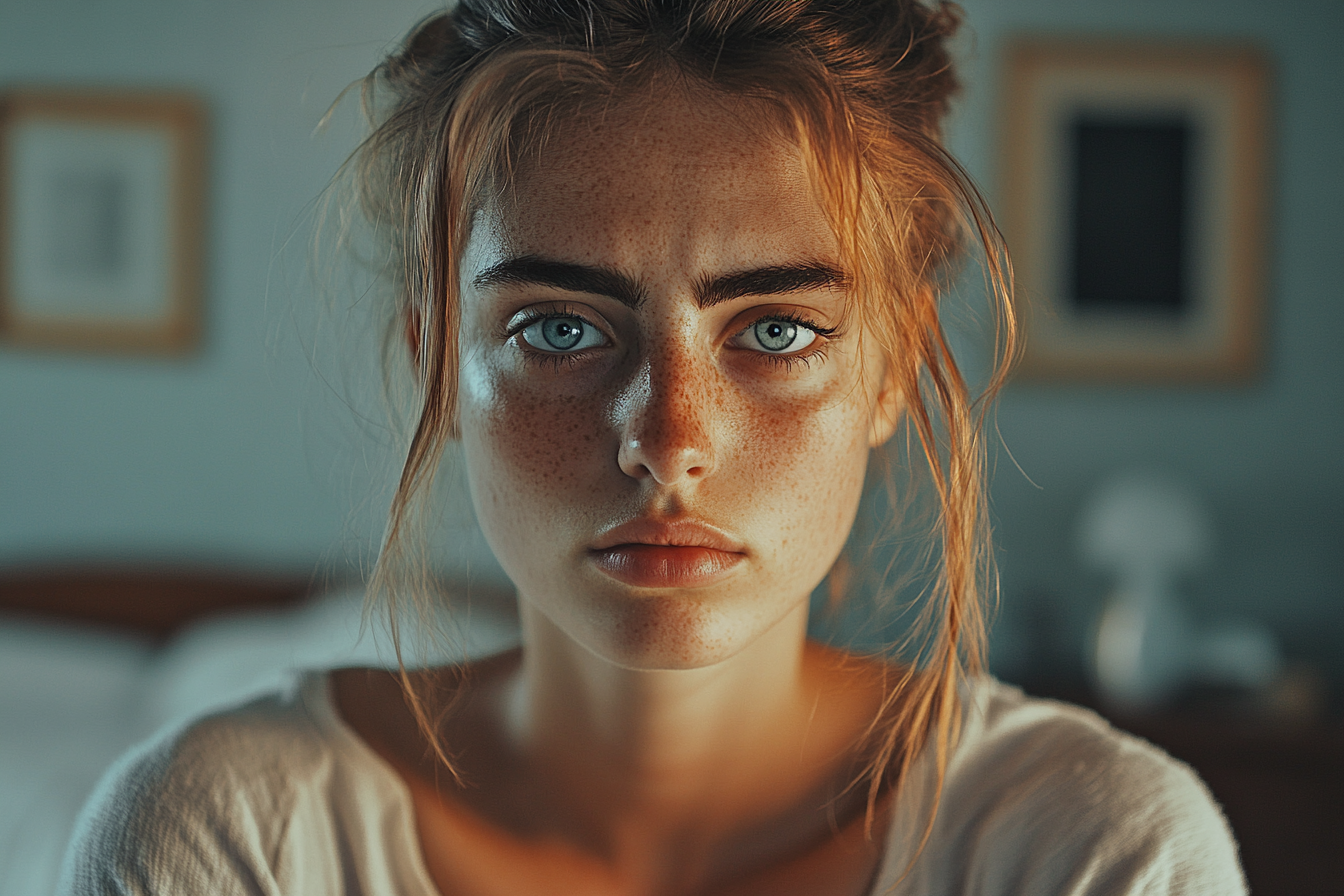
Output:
(731, 397), (871, 567)
(458, 363), (614, 523)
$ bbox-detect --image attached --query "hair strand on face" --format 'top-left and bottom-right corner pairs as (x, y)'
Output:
(331, 0), (1017, 875)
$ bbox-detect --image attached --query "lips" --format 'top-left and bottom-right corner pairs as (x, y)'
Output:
(589, 518), (746, 588)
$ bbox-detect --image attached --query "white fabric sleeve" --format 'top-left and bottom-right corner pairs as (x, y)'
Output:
(56, 674), (436, 896)
(56, 703), (336, 896)
(875, 682), (1247, 896)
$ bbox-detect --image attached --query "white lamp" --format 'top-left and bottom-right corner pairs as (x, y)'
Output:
(1078, 470), (1280, 711)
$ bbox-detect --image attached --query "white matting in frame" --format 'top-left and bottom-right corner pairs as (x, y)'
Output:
(999, 41), (1270, 383)
(0, 90), (206, 354)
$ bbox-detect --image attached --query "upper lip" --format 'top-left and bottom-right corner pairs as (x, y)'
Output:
(590, 517), (746, 553)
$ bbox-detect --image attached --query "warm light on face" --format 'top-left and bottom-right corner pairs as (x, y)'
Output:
(454, 86), (899, 670)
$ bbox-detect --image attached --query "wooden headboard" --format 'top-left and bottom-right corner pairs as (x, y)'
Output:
(0, 564), (317, 640)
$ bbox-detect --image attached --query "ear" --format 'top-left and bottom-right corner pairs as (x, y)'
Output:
(868, 360), (905, 448)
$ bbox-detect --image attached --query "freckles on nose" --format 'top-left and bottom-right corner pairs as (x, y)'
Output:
(614, 352), (724, 482)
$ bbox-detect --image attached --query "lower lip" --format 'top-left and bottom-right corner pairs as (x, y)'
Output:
(589, 545), (745, 588)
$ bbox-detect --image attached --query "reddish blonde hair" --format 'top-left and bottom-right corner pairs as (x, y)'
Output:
(350, 0), (1016, 852)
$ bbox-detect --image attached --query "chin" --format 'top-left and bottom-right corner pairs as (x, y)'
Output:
(571, 591), (773, 672)
(509, 552), (817, 672)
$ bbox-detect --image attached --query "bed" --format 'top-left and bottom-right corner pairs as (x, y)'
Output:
(3, 565), (1341, 895)
(0, 565), (519, 896)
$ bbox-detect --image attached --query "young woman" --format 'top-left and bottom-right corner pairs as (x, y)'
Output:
(61, 2), (1245, 894)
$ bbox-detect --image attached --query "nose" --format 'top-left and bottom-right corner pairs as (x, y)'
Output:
(615, 348), (718, 486)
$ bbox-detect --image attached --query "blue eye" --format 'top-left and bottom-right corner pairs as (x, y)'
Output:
(519, 315), (606, 353)
(542, 318), (582, 349)
(741, 318), (819, 354)
(756, 320), (796, 351)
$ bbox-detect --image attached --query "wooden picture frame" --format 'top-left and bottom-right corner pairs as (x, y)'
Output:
(0, 89), (206, 354)
(999, 40), (1269, 382)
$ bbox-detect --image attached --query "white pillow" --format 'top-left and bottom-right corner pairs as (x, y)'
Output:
(139, 584), (520, 733)
(0, 617), (153, 896)
(0, 588), (520, 896)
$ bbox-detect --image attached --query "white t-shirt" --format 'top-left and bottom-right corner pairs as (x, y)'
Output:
(58, 672), (1246, 895)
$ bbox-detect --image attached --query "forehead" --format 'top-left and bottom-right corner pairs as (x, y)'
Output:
(470, 86), (840, 277)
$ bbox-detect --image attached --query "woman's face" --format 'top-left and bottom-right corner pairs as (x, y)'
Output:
(456, 87), (900, 670)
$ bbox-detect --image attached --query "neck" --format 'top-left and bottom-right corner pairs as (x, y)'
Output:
(503, 600), (867, 891)
(523, 600), (808, 783)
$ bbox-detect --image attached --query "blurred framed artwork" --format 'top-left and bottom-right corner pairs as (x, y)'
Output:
(0, 90), (206, 354)
(999, 41), (1269, 382)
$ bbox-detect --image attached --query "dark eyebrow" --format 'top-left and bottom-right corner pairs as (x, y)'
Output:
(471, 255), (647, 308)
(471, 256), (847, 310)
(696, 263), (848, 308)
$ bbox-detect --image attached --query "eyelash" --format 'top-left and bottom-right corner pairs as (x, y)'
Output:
(738, 311), (837, 370)
(505, 306), (606, 369)
(503, 307), (837, 371)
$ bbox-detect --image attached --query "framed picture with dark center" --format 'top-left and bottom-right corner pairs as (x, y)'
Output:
(999, 40), (1269, 382)
(0, 90), (206, 354)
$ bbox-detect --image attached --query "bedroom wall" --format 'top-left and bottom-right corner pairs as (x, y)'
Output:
(949, 0), (1344, 692)
(0, 0), (496, 581)
(2, 1), (1340, 690)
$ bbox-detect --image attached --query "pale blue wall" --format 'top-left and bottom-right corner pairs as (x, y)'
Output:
(0, 0), (478, 577)
(948, 0), (1344, 685)
(2, 1), (1340, 684)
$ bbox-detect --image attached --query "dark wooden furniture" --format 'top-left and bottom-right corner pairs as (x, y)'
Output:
(0, 563), (316, 640)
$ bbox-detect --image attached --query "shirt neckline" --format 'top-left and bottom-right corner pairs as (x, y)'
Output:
(298, 667), (966, 896)
(299, 669), (445, 896)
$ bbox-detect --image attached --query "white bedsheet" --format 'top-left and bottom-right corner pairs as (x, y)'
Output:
(0, 586), (519, 896)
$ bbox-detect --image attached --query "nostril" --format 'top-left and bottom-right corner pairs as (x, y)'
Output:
(617, 428), (714, 485)
(614, 360), (717, 485)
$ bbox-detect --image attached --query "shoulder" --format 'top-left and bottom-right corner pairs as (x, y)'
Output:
(57, 672), (429, 896)
(884, 678), (1247, 896)
(950, 678), (1212, 811)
